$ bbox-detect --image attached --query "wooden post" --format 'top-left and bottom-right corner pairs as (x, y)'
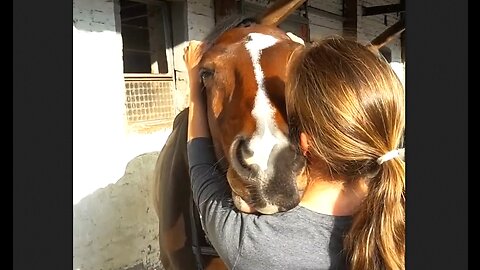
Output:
(343, 0), (358, 40)
(400, 0), (406, 62)
(300, 2), (310, 43)
(400, 31), (406, 62)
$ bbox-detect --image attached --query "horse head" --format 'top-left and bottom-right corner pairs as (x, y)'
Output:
(196, 9), (306, 214)
(154, 1), (308, 269)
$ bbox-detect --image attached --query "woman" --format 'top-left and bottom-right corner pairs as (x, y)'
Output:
(186, 37), (405, 270)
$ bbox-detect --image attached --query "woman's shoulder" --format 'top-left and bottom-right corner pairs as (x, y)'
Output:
(260, 205), (352, 225)
(235, 206), (351, 269)
(244, 205), (353, 236)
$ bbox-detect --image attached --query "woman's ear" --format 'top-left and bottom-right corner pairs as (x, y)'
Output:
(299, 132), (310, 156)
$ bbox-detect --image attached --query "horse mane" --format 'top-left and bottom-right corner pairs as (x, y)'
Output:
(202, 14), (257, 53)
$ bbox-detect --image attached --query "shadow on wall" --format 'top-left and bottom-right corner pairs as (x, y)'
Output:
(73, 152), (164, 270)
(73, 0), (187, 49)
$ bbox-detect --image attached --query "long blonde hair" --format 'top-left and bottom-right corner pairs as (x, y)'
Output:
(286, 37), (405, 270)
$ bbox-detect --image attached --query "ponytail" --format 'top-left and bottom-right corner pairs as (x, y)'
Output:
(284, 37), (406, 269)
(344, 157), (405, 270)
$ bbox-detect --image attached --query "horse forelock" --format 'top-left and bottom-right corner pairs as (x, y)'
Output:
(201, 14), (256, 55)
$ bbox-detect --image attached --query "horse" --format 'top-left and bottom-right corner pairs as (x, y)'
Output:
(152, 1), (311, 269)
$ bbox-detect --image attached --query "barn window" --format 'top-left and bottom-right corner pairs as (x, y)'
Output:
(119, 0), (176, 132)
(120, 0), (170, 74)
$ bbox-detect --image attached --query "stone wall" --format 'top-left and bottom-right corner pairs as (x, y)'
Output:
(73, 152), (163, 270)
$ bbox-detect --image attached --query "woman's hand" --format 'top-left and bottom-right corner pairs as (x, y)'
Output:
(183, 40), (203, 71)
(183, 40), (204, 101)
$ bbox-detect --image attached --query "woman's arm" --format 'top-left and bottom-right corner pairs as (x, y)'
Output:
(184, 41), (210, 141)
(183, 41), (248, 267)
(183, 41), (291, 268)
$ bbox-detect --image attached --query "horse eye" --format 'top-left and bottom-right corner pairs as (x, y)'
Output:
(199, 68), (214, 82)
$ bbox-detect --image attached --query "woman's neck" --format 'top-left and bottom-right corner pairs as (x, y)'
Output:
(299, 171), (367, 216)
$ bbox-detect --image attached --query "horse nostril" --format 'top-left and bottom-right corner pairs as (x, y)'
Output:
(239, 138), (253, 158)
(230, 136), (263, 181)
(232, 136), (255, 172)
(236, 139), (251, 170)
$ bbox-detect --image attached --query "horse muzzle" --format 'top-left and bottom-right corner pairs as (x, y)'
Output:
(228, 136), (305, 214)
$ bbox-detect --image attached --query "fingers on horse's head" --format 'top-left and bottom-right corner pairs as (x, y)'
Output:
(202, 24), (306, 214)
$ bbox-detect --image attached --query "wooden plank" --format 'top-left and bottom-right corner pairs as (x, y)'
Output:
(343, 0), (357, 40)
(307, 5), (344, 22)
(362, 3), (405, 16)
(214, 0), (237, 23)
(308, 0), (342, 15)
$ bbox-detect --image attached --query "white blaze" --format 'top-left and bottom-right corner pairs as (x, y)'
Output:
(244, 33), (289, 171)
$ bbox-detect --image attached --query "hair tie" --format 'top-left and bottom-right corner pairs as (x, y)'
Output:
(377, 148), (405, 165)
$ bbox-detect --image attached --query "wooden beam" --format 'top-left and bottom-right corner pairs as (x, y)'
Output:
(362, 3), (405, 16)
(214, 0), (237, 24)
(128, 0), (163, 7)
(370, 18), (405, 48)
(343, 0), (357, 40)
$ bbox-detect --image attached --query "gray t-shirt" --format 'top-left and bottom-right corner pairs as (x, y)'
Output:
(188, 138), (352, 270)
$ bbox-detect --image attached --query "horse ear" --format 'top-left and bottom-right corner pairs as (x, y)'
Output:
(369, 18), (405, 50)
(286, 32), (305, 46)
(366, 44), (381, 54)
(255, 0), (307, 26)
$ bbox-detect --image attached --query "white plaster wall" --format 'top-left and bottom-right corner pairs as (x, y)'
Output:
(73, 0), (173, 205)
(73, 1), (176, 269)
